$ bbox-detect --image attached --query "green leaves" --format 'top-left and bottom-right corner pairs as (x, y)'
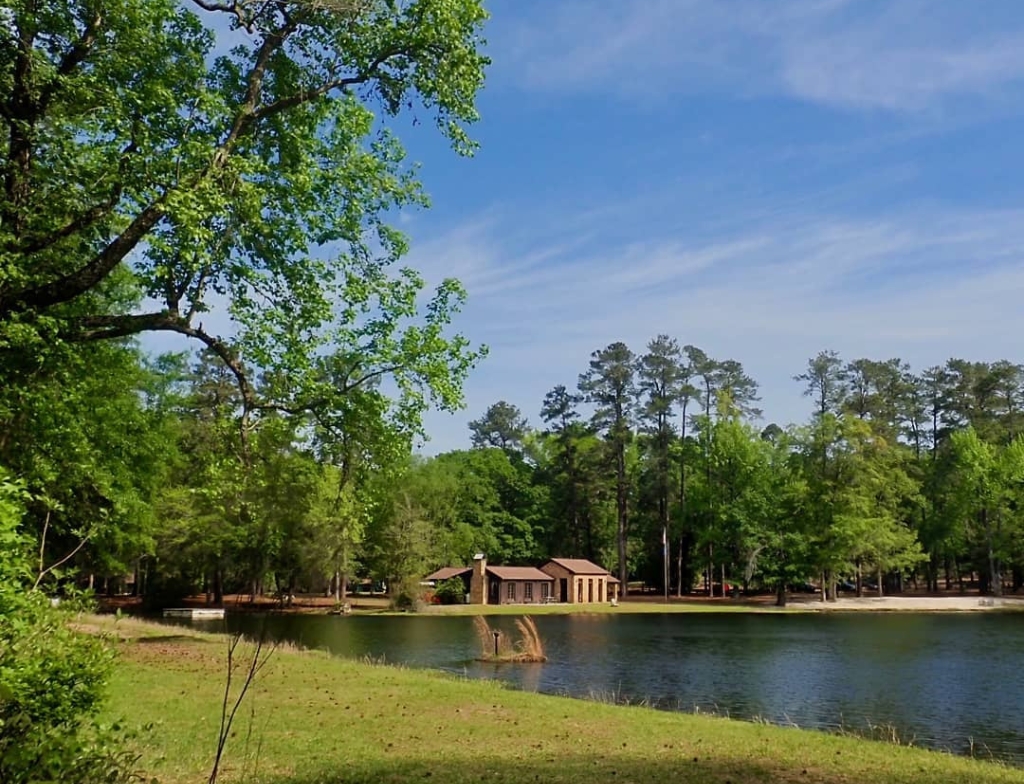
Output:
(0, 465), (134, 784)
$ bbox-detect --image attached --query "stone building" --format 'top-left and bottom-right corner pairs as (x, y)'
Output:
(540, 558), (619, 604)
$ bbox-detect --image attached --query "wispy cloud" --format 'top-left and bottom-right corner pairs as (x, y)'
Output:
(495, 0), (1024, 111)
(413, 201), (1024, 451)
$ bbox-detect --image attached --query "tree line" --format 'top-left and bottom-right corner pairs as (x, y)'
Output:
(10, 334), (1024, 610)
(446, 342), (1024, 605)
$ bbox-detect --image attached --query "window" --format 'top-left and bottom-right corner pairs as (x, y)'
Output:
(507, 582), (516, 601)
(598, 580), (604, 603)
(577, 580), (583, 603)
(588, 579), (594, 602)
(525, 583), (533, 601)
(541, 583), (550, 600)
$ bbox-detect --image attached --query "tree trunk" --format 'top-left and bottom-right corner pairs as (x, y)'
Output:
(213, 567), (224, 606)
(986, 509), (1002, 597)
(676, 534), (685, 598)
(616, 443), (628, 596)
(820, 571), (826, 603)
(677, 408), (688, 599)
(662, 521), (669, 601)
(775, 583), (787, 607)
(707, 544), (714, 597)
(855, 560), (863, 598)
(877, 565), (884, 598)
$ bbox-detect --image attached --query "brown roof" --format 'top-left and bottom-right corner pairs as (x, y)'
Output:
(607, 576), (621, 583)
(424, 566), (471, 581)
(546, 558), (611, 576)
(486, 566), (553, 581)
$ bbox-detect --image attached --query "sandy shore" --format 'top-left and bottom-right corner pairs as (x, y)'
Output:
(803, 595), (1024, 611)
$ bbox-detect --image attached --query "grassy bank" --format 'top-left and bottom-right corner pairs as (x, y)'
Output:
(94, 615), (1024, 784)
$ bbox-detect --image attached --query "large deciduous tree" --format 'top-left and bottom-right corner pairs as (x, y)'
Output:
(0, 0), (488, 418)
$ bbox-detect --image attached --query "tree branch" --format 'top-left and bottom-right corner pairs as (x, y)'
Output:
(251, 46), (409, 121)
(4, 200), (167, 315)
(34, 530), (92, 590)
(222, 14), (300, 151)
(343, 364), (400, 393)
(19, 201), (115, 255)
(68, 312), (256, 410)
(190, 0), (252, 33)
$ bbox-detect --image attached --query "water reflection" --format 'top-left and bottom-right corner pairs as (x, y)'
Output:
(168, 611), (1024, 763)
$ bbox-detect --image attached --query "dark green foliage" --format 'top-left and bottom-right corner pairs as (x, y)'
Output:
(434, 577), (467, 605)
(469, 401), (530, 452)
(0, 471), (136, 784)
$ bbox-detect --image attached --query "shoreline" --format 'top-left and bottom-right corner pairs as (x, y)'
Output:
(100, 592), (1024, 618)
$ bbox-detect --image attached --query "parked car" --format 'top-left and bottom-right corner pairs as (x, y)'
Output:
(788, 581), (820, 593)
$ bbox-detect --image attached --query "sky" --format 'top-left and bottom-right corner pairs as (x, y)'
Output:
(391, 0), (1024, 452)
(153, 1), (1024, 453)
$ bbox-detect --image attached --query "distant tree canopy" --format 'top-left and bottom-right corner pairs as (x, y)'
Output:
(469, 401), (529, 452)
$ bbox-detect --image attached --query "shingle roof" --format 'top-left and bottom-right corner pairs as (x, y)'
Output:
(486, 566), (553, 581)
(545, 558), (611, 576)
(424, 566), (471, 581)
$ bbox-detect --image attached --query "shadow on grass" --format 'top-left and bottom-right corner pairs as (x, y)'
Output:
(133, 634), (203, 644)
(255, 750), (1010, 784)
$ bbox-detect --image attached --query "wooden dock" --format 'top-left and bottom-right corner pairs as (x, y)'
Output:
(162, 608), (225, 620)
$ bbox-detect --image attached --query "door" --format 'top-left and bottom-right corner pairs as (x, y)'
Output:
(559, 578), (568, 602)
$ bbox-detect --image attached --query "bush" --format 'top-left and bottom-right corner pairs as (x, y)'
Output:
(0, 470), (137, 784)
(433, 577), (466, 605)
(389, 584), (423, 612)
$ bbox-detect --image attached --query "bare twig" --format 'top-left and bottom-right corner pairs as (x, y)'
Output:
(34, 531), (91, 590)
(208, 624), (277, 784)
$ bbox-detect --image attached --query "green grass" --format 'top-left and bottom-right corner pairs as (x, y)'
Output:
(94, 615), (1024, 784)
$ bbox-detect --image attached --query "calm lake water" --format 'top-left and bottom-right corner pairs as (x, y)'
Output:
(171, 611), (1024, 763)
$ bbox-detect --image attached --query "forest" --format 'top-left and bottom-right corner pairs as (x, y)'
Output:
(7, 334), (1024, 609)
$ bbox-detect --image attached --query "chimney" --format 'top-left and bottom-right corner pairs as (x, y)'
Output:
(470, 553), (487, 605)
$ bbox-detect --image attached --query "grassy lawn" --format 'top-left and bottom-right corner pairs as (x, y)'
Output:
(95, 615), (1024, 784)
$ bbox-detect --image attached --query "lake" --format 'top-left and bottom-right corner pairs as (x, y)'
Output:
(171, 611), (1024, 763)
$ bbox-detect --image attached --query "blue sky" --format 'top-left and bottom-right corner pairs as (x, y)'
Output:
(391, 0), (1024, 452)
(150, 1), (1024, 453)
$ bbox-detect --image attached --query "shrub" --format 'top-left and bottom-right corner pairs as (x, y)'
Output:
(433, 577), (466, 605)
(0, 470), (137, 784)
